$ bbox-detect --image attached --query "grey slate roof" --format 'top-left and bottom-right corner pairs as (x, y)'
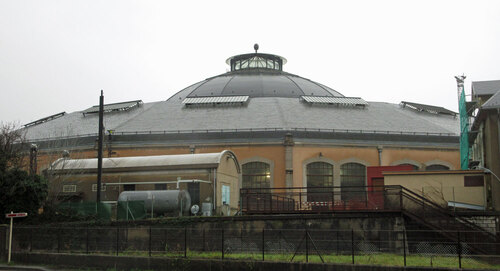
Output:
(112, 88), (459, 136)
(482, 90), (500, 109)
(472, 80), (500, 96)
(23, 102), (158, 141)
(23, 93), (459, 143)
(22, 64), (459, 143)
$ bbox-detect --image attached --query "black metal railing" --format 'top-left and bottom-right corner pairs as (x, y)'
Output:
(240, 185), (402, 214)
(399, 186), (498, 255)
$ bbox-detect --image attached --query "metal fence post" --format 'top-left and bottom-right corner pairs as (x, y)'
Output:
(86, 227), (89, 254)
(184, 226), (187, 258)
(202, 228), (205, 251)
(262, 228), (265, 261)
(331, 191), (334, 210)
(125, 225), (128, 251)
(351, 229), (354, 264)
(116, 226), (119, 256)
(305, 229), (309, 263)
(279, 230), (282, 253)
(299, 192), (302, 210)
(57, 228), (61, 253)
(457, 231), (462, 269)
(336, 231), (339, 255)
(164, 228), (167, 254)
(221, 227), (224, 260)
(148, 226), (152, 257)
(270, 196), (273, 213)
(30, 228), (33, 252)
(403, 229), (406, 267)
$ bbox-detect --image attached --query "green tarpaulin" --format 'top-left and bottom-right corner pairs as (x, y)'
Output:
(459, 88), (469, 169)
(57, 202), (112, 220)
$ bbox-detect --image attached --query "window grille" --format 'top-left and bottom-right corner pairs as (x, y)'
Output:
(306, 162), (334, 202)
(92, 184), (106, 192)
(62, 185), (77, 193)
(242, 162), (271, 189)
(340, 163), (366, 201)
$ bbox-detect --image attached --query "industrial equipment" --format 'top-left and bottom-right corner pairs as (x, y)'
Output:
(118, 190), (191, 216)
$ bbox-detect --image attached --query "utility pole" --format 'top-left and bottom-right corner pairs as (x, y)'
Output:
(97, 90), (104, 204)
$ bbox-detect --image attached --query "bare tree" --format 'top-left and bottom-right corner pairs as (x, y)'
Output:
(0, 122), (27, 170)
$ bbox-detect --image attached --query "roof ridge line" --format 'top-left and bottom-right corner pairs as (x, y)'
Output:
(166, 80), (206, 102)
(282, 74), (305, 96)
(220, 75), (236, 95)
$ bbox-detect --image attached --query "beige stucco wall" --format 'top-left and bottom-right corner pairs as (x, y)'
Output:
(484, 114), (500, 210)
(384, 147), (459, 170)
(292, 145), (377, 188)
(193, 145), (286, 187)
(383, 171), (486, 208)
(292, 145), (458, 188)
(215, 152), (240, 215)
(39, 141), (459, 200)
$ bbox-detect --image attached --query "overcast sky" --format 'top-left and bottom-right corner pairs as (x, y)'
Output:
(1, 0), (499, 125)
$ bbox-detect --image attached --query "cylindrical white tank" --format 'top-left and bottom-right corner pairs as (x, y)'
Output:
(118, 190), (191, 214)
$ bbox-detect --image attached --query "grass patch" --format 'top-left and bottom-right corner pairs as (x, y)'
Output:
(146, 251), (500, 269)
(19, 249), (499, 270)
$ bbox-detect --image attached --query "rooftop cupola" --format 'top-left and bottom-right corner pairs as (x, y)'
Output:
(226, 44), (287, 72)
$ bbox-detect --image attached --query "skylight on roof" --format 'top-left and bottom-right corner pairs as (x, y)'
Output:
(400, 101), (456, 116)
(24, 112), (66, 128)
(82, 100), (143, 115)
(300, 96), (368, 107)
(183, 96), (249, 107)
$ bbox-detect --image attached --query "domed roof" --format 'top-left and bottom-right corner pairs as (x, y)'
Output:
(20, 46), (460, 146)
(184, 50), (343, 98)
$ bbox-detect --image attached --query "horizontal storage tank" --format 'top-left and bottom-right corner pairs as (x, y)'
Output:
(118, 190), (191, 214)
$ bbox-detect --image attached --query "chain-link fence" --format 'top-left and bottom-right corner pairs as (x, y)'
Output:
(55, 202), (113, 220)
(7, 225), (500, 269)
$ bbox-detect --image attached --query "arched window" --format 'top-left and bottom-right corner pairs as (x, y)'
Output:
(340, 163), (366, 201)
(306, 162), (333, 202)
(425, 164), (450, 171)
(242, 162), (271, 189)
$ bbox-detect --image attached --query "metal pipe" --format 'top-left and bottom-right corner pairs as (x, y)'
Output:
(105, 179), (211, 186)
(377, 146), (383, 166)
(476, 166), (500, 184)
(7, 212), (13, 263)
(213, 169), (217, 211)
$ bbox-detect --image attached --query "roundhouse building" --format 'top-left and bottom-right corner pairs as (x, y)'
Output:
(24, 47), (459, 197)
